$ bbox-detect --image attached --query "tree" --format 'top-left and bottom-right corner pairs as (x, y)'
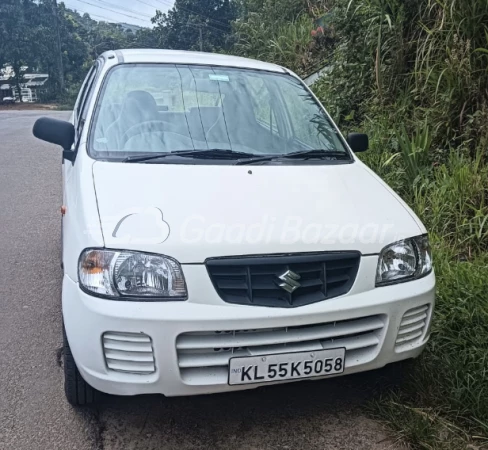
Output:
(0, 0), (37, 101)
(152, 0), (237, 52)
(132, 27), (161, 49)
(0, 0), (174, 105)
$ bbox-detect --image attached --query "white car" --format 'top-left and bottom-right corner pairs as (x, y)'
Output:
(33, 49), (435, 406)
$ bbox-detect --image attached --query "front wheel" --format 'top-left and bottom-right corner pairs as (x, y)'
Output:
(63, 327), (100, 406)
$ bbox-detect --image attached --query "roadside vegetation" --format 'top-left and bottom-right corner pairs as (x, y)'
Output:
(2, 0), (487, 446)
(237, 0), (488, 447)
(0, 0), (162, 106)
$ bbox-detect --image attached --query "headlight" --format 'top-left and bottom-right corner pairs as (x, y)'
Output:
(78, 249), (187, 300)
(376, 235), (432, 286)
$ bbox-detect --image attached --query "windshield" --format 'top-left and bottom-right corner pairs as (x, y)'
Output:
(90, 64), (350, 162)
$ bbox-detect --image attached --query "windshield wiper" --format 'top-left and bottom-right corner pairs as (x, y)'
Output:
(123, 152), (174, 163)
(122, 149), (351, 164)
(284, 149), (351, 159)
(235, 149), (351, 166)
(122, 149), (259, 163)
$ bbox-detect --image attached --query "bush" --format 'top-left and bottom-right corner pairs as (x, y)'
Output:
(55, 82), (81, 110)
(357, 113), (488, 446)
(233, 0), (488, 445)
(234, 14), (315, 76)
(356, 114), (488, 447)
(318, 0), (488, 153)
(371, 249), (488, 449)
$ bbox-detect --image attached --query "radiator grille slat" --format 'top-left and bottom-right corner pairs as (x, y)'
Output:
(178, 331), (380, 369)
(206, 252), (360, 308)
(177, 317), (384, 350)
(177, 315), (385, 385)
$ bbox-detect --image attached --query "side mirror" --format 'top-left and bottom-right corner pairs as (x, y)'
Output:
(347, 133), (369, 153)
(33, 117), (75, 161)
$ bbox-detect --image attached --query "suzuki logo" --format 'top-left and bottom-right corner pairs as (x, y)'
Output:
(277, 270), (301, 293)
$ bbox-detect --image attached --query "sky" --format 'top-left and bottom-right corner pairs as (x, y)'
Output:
(62, 0), (175, 28)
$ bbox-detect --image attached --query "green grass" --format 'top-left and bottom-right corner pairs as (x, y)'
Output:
(357, 129), (488, 448)
(55, 103), (75, 111)
(232, 0), (488, 441)
(234, 14), (317, 76)
(368, 249), (488, 449)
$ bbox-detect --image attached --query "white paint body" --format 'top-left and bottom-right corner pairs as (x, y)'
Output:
(61, 50), (435, 397)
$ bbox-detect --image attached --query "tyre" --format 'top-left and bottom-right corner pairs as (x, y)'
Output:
(63, 326), (101, 406)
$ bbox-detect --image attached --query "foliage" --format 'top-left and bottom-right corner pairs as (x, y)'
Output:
(319, 0), (488, 152)
(230, 0), (488, 445)
(151, 0), (237, 52)
(0, 0), (166, 103)
(232, 0), (336, 76)
(34, 1), (89, 96)
(234, 15), (316, 76)
(369, 249), (488, 449)
(393, 122), (432, 186)
(358, 123), (488, 447)
(0, 0), (37, 99)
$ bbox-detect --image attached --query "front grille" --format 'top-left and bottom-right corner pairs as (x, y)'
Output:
(395, 305), (430, 351)
(206, 252), (360, 307)
(102, 332), (156, 374)
(176, 315), (385, 385)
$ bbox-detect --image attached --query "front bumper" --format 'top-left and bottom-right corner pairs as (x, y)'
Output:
(63, 256), (435, 397)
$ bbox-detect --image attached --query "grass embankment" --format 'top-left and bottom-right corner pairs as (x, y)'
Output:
(316, 1), (488, 445)
(235, 0), (488, 447)
(0, 103), (58, 111)
(360, 141), (488, 449)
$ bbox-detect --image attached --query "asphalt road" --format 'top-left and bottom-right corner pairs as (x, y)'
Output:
(0, 110), (403, 450)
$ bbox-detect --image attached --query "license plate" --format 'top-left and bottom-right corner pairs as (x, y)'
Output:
(228, 348), (346, 385)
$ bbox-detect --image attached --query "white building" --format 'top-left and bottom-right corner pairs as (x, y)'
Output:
(0, 67), (49, 102)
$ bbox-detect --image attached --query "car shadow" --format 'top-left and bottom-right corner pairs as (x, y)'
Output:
(93, 366), (405, 450)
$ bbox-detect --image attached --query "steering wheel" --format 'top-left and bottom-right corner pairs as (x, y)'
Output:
(121, 120), (167, 147)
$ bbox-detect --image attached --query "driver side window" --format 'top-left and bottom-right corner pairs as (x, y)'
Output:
(74, 65), (96, 136)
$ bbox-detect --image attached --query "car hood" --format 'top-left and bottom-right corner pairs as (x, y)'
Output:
(92, 161), (423, 263)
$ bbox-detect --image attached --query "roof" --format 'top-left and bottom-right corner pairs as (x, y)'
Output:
(24, 74), (48, 80)
(104, 49), (287, 74)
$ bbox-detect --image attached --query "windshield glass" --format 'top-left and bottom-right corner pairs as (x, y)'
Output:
(90, 64), (350, 161)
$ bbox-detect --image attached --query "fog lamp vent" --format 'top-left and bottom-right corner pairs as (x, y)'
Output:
(102, 332), (155, 374)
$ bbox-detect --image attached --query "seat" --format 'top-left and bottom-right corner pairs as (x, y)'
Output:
(186, 106), (222, 143)
(104, 91), (160, 150)
(209, 95), (257, 146)
(93, 103), (120, 145)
